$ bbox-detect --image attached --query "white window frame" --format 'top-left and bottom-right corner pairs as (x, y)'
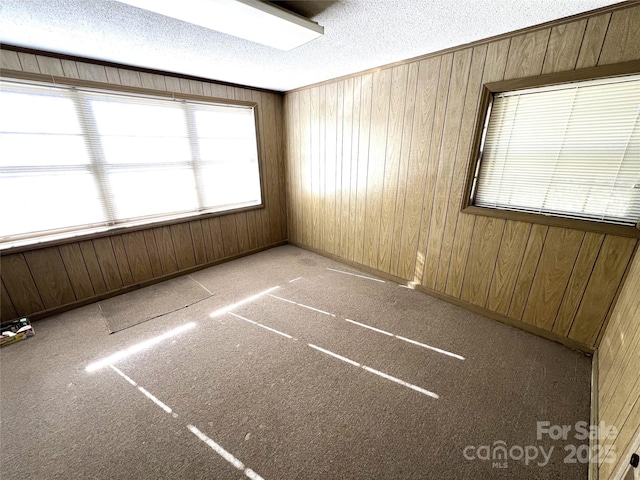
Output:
(0, 73), (265, 250)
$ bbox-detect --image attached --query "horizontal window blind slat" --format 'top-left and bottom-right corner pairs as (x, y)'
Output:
(475, 73), (640, 227)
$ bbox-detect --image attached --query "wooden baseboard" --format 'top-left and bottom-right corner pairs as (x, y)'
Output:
(17, 240), (288, 324)
(288, 240), (594, 354)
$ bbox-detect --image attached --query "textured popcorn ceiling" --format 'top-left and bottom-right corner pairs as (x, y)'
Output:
(0, 0), (622, 92)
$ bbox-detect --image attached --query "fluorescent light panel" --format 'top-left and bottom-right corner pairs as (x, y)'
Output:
(116, 0), (324, 51)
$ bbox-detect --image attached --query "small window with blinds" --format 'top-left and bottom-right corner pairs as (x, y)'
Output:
(468, 73), (640, 229)
(0, 79), (262, 246)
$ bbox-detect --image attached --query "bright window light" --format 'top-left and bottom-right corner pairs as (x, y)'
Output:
(209, 286), (280, 317)
(0, 79), (262, 245)
(85, 322), (196, 372)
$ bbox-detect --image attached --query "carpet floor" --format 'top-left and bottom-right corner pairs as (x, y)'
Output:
(0, 245), (592, 479)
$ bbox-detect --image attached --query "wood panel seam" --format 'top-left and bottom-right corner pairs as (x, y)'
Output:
(572, 20), (590, 71)
(550, 232), (587, 332)
(484, 224), (507, 308)
(594, 242), (639, 346)
(435, 49), (478, 287)
(394, 62), (420, 276)
(566, 237), (605, 336)
(387, 65), (411, 272)
(595, 13), (613, 66)
(413, 57), (444, 281)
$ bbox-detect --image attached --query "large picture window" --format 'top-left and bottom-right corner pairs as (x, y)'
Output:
(0, 79), (262, 246)
(466, 70), (640, 233)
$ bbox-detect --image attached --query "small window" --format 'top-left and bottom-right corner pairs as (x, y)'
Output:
(468, 74), (640, 227)
(0, 79), (262, 246)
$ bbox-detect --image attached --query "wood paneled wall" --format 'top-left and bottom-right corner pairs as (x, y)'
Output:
(283, 3), (640, 350)
(597, 251), (640, 480)
(0, 48), (287, 322)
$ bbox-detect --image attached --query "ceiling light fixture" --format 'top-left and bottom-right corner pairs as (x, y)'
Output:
(115, 0), (324, 51)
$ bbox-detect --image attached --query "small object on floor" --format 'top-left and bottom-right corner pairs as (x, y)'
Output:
(1, 317), (35, 348)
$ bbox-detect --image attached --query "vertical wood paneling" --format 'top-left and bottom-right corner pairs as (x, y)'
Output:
(317, 85), (326, 253)
(508, 225), (548, 320)
(541, 20), (587, 73)
(521, 227), (584, 330)
(23, 248), (76, 309)
(103, 66), (122, 83)
(575, 13), (611, 69)
(486, 221), (531, 315)
(205, 217), (226, 260)
(143, 230), (163, 278)
(78, 240), (108, 295)
(17, 52), (40, 73)
(237, 88), (263, 249)
(118, 69), (143, 87)
(434, 45), (488, 291)
(389, 62), (419, 278)
(415, 53), (453, 284)
(61, 60), (80, 79)
(36, 55), (64, 76)
(283, 94), (294, 242)
(503, 29), (551, 79)
(274, 93), (288, 242)
(234, 214), (250, 253)
(0, 49), (22, 70)
(291, 91), (303, 245)
(121, 231), (154, 283)
(199, 219), (215, 264)
(325, 82), (338, 255)
(260, 92), (281, 245)
(552, 232), (605, 336)
(364, 69), (392, 268)
(310, 87), (321, 250)
(92, 238), (123, 291)
(170, 223), (197, 270)
(110, 235), (134, 286)
(1, 254), (44, 316)
(378, 65), (408, 273)
(347, 77), (362, 261)
(339, 80), (353, 258)
(58, 243), (95, 300)
(460, 216), (505, 307)
(422, 49), (472, 289)
(219, 215), (240, 257)
(597, 251), (640, 480)
(333, 81), (344, 255)
(140, 72), (167, 90)
(1, 280), (18, 321)
(288, 92), (302, 245)
(153, 227), (179, 275)
(189, 221), (207, 265)
(76, 63), (109, 82)
(354, 74), (373, 265)
(598, 4), (640, 64)
(569, 236), (636, 346)
(300, 89), (312, 248)
(266, 92), (281, 244)
(397, 57), (440, 281)
(445, 38), (511, 298)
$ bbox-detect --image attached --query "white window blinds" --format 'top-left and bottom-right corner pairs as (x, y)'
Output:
(0, 79), (262, 243)
(474, 74), (640, 226)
